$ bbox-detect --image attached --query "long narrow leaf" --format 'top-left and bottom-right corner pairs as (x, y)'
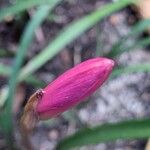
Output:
(0, 64), (11, 76)
(111, 36), (150, 57)
(7, 4), (51, 110)
(131, 37), (150, 49)
(0, 0), (62, 21)
(0, 63), (45, 87)
(107, 19), (150, 57)
(0, 49), (14, 57)
(57, 119), (150, 150)
(19, 0), (136, 80)
(128, 19), (150, 36)
(112, 63), (150, 77)
(1, 3), (60, 145)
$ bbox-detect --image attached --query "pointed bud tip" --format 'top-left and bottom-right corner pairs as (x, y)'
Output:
(104, 58), (115, 70)
(93, 57), (115, 72)
(106, 58), (115, 67)
(94, 57), (115, 66)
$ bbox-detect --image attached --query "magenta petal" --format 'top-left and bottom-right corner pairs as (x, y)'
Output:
(36, 57), (114, 119)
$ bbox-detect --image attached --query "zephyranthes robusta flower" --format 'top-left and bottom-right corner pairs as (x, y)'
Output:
(21, 57), (114, 131)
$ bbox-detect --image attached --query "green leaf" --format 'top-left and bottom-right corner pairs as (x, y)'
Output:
(0, 0), (63, 21)
(114, 37), (150, 56)
(19, 0), (136, 80)
(107, 19), (150, 57)
(128, 19), (150, 36)
(131, 37), (150, 49)
(0, 86), (8, 109)
(0, 63), (45, 87)
(6, 4), (51, 110)
(0, 63), (11, 76)
(1, 2), (60, 145)
(57, 118), (150, 150)
(112, 63), (150, 77)
(0, 49), (14, 57)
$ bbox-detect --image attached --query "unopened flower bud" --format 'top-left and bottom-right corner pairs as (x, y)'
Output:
(37, 57), (114, 119)
(21, 57), (114, 131)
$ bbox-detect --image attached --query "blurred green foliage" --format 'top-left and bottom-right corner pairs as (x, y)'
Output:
(57, 118), (150, 150)
(0, 0), (150, 149)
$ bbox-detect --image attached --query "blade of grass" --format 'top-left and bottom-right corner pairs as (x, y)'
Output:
(130, 37), (150, 50)
(57, 118), (150, 150)
(0, 0), (63, 21)
(0, 64), (11, 76)
(0, 86), (8, 108)
(112, 63), (150, 77)
(109, 36), (150, 57)
(1, 3), (60, 147)
(0, 63), (45, 87)
(96, 25), (104, 56)
(127, 19), (150, 36)
(24, 76), (46, 87)
(0, 49), (14, 57)
(107, 19), (150, 57)
(6, 4), (51, 107)
(19, 0), (137, 80)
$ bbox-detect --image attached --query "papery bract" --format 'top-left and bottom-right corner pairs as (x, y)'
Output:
(36, 57), (114, 119)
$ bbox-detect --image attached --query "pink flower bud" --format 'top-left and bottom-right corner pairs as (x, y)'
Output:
(36, 57), (114, 120)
